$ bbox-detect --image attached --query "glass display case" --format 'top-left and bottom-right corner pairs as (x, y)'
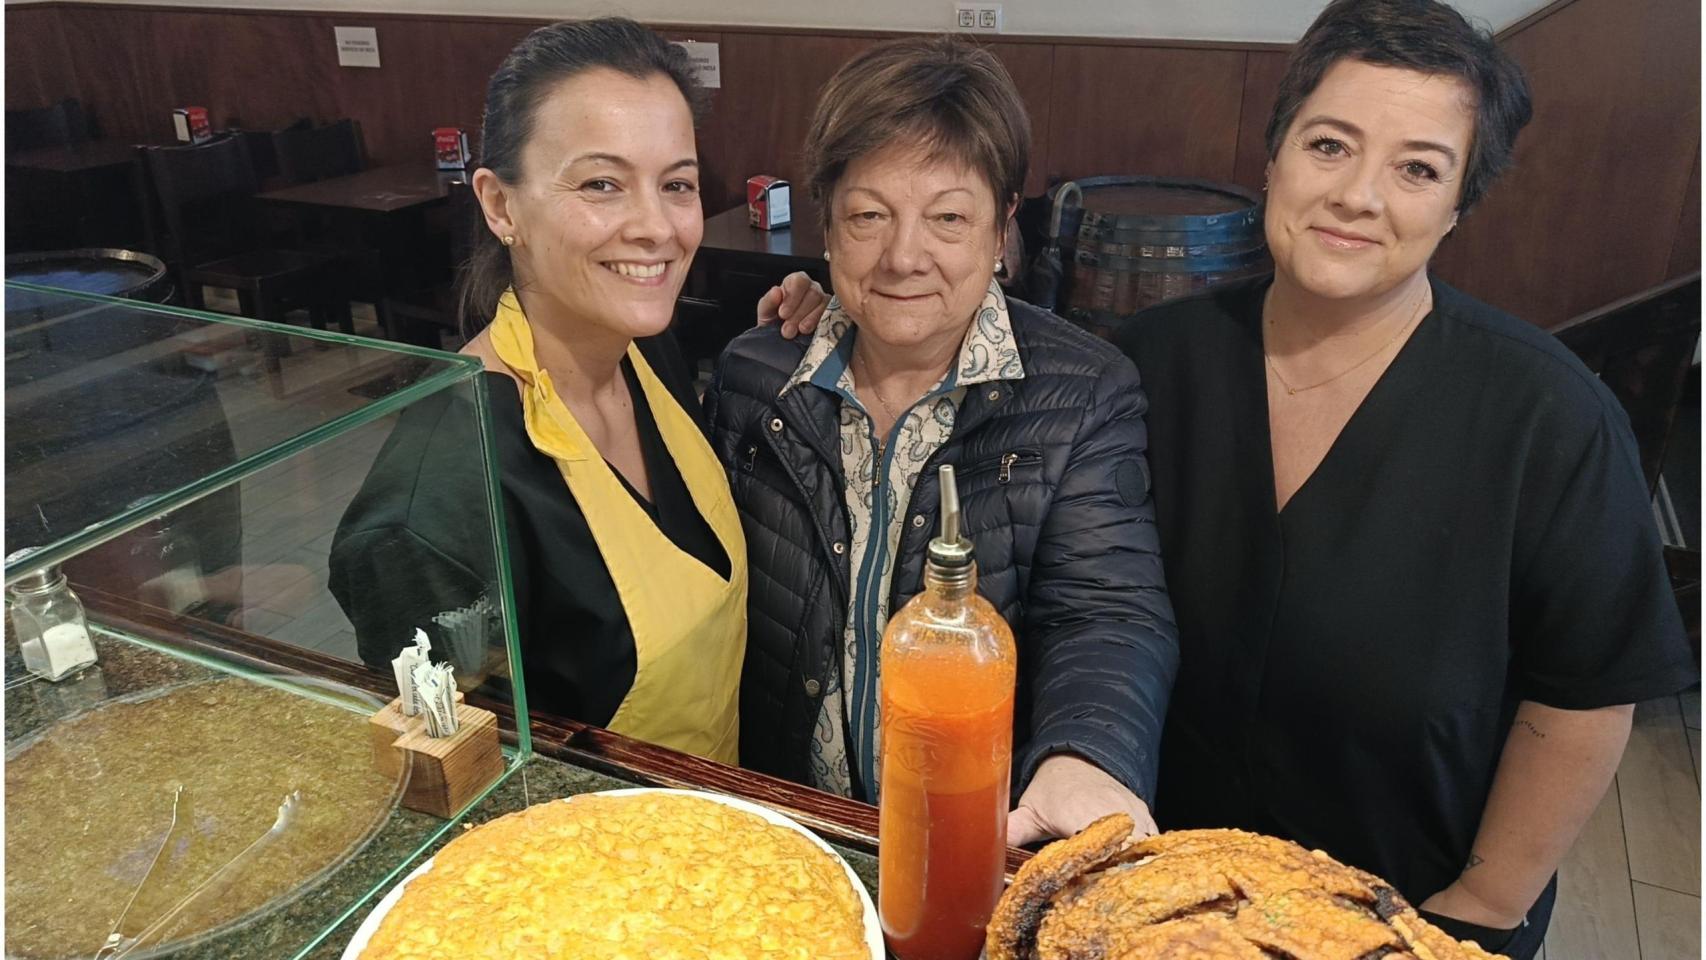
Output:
(4, 283), (530, 960)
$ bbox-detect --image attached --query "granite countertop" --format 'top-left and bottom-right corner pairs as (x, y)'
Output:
(6, 634), (880, 960)
(4, 635), (504, 960)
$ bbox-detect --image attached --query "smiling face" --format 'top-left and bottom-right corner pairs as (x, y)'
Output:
(1264, 58), (1475, 304)
(824, 141), (1007, 353)
(476, 67), (702, 339)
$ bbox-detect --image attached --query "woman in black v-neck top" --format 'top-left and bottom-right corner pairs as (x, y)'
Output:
(1116, 3), (1691, 958)
(1122, 274), (1690, 954)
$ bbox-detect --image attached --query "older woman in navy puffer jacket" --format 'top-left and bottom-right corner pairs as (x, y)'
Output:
(706, 36), (1177, 844)
(702, 38), (1175, 850)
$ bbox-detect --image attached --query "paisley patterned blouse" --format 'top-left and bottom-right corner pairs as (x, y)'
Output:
(778, 279), (1025, 799)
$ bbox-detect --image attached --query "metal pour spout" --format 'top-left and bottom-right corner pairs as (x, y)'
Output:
(928, 465), (974, 570)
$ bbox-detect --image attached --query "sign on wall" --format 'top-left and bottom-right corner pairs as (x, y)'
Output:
(335, 26), (382, 68)
(672, 40), (721, 89)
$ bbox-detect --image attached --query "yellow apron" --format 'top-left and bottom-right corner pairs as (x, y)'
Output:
(489, 291), (746, 764)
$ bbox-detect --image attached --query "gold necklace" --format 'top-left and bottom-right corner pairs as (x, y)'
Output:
(853, 347), (908, 423)
(1264, 294), (1428, 397)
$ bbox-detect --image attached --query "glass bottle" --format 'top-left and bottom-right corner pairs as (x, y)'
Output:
(8, 567), (99, 681)
(878, 464), (1018, 960)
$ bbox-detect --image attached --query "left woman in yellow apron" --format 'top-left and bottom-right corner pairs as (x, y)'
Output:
(329, 18), (796, 764)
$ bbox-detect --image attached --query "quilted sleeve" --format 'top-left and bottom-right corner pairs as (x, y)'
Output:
(1014, 353), (1180, 804)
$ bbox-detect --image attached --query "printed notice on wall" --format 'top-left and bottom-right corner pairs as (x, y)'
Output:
(335, 26), (381, 68)
(672, 41), (720, 89)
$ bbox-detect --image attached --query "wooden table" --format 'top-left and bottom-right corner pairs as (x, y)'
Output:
(6, 141), (154, 250)
(681, 201), (833, 369)
(256, 162), (462, 214)
(257, 164), (468, 341)
(6, 140), (148, 175)
(699, 198), (827, 264)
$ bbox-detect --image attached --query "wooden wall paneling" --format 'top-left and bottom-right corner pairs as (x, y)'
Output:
(1231, 49), (1290, 194)
(15, 0), (1695, 328)
(5, 5), (80, 112)
(56, 5), (175, 142)
(144, 9), (215, 138)
(653, 29), (730, 216)
(1430, 0), (1701, 326)
(984, 40), (1055, 197)
(328, 16), (527, 166)
(1668, 151), (1700, 280)
(1041, 44), (1246, 185)
(189, 10), (339, 135)
(704, 32), (876, 216)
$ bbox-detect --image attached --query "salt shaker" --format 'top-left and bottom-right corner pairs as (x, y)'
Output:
(8, 567), (99, 681)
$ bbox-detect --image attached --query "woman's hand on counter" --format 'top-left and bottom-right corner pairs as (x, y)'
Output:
(1007, 753), (1159, 847)
(757, 272), (828, 340)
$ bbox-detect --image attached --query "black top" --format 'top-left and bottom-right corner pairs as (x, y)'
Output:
(328, 333), (728, 725)
(1117, 275), (1693, 908)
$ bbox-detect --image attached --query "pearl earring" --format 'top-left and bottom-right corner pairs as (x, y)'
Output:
(823, 251), (831, 262)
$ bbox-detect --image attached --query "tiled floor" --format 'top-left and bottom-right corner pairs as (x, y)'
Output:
(1547, 689), (1702, 960)
(231, 415), (387, 662)
(220, 330), (1702, 960)
(218, 334), (400, 664)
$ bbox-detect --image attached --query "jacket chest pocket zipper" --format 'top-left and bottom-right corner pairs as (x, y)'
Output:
(740, 443), (758, 473)
(962, 449), (1043, 485)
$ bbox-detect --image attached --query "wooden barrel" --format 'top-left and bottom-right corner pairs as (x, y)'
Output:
(1054, 177), (1267, 338)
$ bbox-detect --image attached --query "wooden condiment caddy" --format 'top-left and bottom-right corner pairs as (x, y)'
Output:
(368, 693), (504, 818)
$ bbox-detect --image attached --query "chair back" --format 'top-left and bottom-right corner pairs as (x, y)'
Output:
(232, 118), (308, 185)
(1552, 273), (1701, 496)
(6, 98), (93, 153)
(272, 119), (363, 185)
(141, 135), (261, 268)
(447, 179), (481, 269)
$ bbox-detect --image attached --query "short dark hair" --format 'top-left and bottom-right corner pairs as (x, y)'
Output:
(1264, 0), (1532, 213)
(803, 35), (1029, 218)
(458, 18), (705, 332)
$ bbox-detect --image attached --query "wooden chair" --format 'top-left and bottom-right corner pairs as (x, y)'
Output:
(272, 118), (363, 185)
(232, 117), (310, 188)
(380, 179), (480, 348)
(5, 98), (93, 154)
(142, 135), (344, 349)
(1553, 272), (1702, 647)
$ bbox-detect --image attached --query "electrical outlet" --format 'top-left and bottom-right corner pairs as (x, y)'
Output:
(953, 2), (1002, 33)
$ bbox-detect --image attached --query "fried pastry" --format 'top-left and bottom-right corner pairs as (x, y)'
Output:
(358, 792), (869, 960)
(986, 813), (1135, 960)
(985, 825), (1508, 960)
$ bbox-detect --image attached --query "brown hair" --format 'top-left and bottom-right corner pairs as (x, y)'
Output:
(803, 35), (1030, 217)
(1264, 0), (1532, 214)
(457, 17), (705, 334)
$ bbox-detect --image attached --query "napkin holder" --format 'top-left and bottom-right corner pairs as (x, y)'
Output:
(369, 693), (504, 818)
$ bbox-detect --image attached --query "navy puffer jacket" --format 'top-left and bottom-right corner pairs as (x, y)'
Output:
(704, 297), (1179, 802)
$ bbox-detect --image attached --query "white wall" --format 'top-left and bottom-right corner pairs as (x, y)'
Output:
(7, 0), (1552, 43)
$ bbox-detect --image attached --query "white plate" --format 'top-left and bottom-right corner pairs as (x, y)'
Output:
(341, 787), (883, 959)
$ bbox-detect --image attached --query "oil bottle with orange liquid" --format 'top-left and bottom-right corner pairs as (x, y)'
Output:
(878, 464), (1017, 960)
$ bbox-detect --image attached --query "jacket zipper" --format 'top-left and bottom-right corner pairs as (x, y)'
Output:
(957, 448), (1043, 484)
